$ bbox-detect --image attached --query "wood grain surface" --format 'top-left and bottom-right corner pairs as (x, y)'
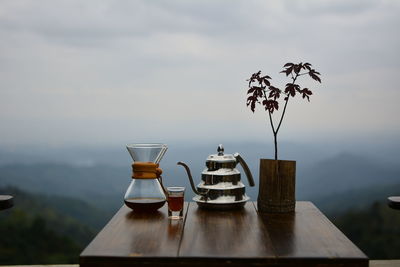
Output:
(80, 201), (368, 267)
(257, 201), (369, 266)
(80, 203), (188, 266)
(179, 202), (275, 258)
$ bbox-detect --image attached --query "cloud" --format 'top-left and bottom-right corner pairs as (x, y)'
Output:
(284, 0), (379, 16)
(0, 0), (399, 147)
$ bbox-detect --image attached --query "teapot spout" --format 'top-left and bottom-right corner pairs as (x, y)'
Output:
(177, 162), (208, 198)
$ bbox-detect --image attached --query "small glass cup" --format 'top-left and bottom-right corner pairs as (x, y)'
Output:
(167, 187), (185, 219)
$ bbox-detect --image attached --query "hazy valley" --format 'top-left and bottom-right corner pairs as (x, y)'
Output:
(1, 141), (400, 263)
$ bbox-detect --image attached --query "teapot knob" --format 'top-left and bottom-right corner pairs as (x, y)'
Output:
(217, 144), (224, 156)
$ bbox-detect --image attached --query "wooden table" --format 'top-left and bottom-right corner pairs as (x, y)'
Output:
(80, 202), (368, 267)
(0, 195), (13, 211)
(388, 196), (400, 210)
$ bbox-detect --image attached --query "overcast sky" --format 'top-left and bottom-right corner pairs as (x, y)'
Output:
(0, 0), (399, 148)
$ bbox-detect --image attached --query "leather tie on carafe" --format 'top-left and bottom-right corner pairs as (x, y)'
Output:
(132, 162), (162, 179)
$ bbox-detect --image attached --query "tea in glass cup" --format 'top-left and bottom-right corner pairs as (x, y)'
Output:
(167, 187), (185, 219)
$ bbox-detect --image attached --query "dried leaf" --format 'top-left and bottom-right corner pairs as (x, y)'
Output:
(309, 70), (321, 83)
(300, 88), (313, 101)
(268, 86), (281, 100)
(262, 99), (279, 113)
(245, 62), (321, 117)
(294, 64), (302, 74)
(247, 87), (255, 94)
(284, 83), (297, 97)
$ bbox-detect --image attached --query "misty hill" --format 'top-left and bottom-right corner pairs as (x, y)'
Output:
(2, 186), (400, 262)
(332, 201), (400, 259)
(0, 187), (109, 232)
(0, 151), (399, 210)
(0, 164), (128, 212)
(297, 153), (400, 199)
(0, 187), (107, 265)
(310, 183), (400, 216)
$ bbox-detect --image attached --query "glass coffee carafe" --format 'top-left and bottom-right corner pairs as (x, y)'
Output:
(124, 143), (168, 212)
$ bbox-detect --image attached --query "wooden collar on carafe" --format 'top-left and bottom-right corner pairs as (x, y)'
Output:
(132, 162), (162, 179)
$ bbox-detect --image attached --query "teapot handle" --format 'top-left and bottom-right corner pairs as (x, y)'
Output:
(234, 153), (255, 187)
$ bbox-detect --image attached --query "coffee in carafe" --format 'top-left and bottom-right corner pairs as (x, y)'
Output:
(124, 144), (168, 212)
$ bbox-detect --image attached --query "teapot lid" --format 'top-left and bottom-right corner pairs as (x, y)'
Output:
(206, 144), (236, 163)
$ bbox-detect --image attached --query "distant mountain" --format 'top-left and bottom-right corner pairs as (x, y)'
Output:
(297, 152), (400, 199)
(301, 183), (400, 259)
(0, 151), (399, 209)
(309, 183), (400, 216)
(0, 163), (128, 212)
(0, 187), (109, 265)
(332, 201), (400, 259)
(0, 187), (109, 233)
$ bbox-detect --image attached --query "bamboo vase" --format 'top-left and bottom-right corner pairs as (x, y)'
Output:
(257, 159), (296, 213)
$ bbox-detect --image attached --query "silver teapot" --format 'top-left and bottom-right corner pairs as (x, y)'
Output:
(177, 144), (255, 210)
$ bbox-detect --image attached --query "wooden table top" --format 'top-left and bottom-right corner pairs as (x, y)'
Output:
(80, 201), (368, 267)
(0, 195), (13, 211)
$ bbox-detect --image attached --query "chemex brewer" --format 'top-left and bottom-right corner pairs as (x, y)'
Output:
(124, 143), (168, 212)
